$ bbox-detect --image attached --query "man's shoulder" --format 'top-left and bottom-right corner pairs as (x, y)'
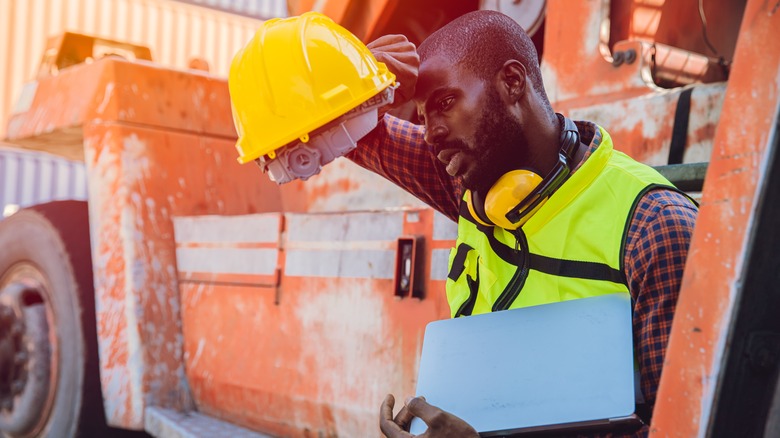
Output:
(640, 188), (697, 210)
(630, 188), (698, 232)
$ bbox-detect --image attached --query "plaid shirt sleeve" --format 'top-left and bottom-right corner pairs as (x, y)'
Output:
(347, 113), (462, 221)
(577, 191), (697, 438)
(625, 190), (698, 411)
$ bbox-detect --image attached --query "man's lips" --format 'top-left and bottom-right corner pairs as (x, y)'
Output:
(437, 148), (465, 176)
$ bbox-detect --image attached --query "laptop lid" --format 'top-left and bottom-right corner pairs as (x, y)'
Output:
(409, 293), (639, 436)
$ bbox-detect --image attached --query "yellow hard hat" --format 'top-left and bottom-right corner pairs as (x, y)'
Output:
(229, 12), (396, 164)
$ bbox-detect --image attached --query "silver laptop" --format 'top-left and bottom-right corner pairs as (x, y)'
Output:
(409, 293), (643, 436)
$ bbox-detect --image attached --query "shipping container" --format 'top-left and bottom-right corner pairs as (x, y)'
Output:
(173, 0), (285, 19)
(0, 0), (287, 139)
(0, 143), (87, 217)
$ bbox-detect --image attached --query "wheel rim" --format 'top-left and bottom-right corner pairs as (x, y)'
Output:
(0, 263), (58, 438)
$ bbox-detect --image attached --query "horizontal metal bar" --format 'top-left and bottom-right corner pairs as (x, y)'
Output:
(145, 407), (274, 438)
(653, 162), (709, 192)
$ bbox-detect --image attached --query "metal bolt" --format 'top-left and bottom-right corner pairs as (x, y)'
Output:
(624, 49), (637, 65)
(612, 51), (625, 67)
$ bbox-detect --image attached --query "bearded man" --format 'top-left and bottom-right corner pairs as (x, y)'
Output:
(348, 10), (698, 438)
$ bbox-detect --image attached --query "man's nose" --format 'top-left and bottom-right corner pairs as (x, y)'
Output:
(423, 123), (448, 147)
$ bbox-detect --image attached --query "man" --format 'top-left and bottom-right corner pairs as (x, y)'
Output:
(351, 10), (698, 438)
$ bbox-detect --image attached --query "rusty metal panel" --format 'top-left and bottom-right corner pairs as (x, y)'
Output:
(283, 211), (404, 278)
(145, 406), (274, 438)
(175, 208), (455, 437)
(541, 0), (727, 169)
(6, 57), (240, 160)
(86, 117), (284, 428)
(0, 144), (87, 216)
(174, 214), (283, 286)
(650, 0), (780, 435)
(569, 82), (726, 165)
(56, 58), (285, 429)
(0, 0), (281, 140)
(277, 158), (429, 213)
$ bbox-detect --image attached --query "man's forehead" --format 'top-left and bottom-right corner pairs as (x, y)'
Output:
(414, 55), (477, 102)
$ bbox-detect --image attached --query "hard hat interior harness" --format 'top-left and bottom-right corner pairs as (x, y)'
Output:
(256, 85), (395, 184)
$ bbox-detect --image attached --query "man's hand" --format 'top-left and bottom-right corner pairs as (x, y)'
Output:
(379, 394), (479, 438)
(367, 35), (419, 108)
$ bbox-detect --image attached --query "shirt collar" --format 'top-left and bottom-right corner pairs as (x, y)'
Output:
(571, 120), (601, 174)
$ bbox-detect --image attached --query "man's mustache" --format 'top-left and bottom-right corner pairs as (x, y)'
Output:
(432, 138), (470, 154)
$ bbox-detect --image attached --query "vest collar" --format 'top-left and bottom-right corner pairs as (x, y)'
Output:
(521, 126), (614, 235)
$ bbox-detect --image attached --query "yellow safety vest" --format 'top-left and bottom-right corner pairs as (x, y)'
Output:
(446, 127), (690, 317)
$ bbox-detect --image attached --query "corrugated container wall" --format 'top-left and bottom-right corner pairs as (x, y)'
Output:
(0, 0), (287, 139)
(0, 144), (87, 217)
(174, 0), (282, 18)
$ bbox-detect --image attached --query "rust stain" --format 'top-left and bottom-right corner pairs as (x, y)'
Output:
(6, 58), (288, 429)
(650, 0), (780, 434)
(178, 209), (450, 437)
(306, 176), (361, 202)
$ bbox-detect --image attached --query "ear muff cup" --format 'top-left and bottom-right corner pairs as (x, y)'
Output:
(483, 170), (544, 229)
(465, 166), (559, 230)
(464, 115), (580, 230)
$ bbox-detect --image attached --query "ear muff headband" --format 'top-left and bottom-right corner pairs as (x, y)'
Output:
(465, 190), (492, 227)
(467, 115), (580, 230)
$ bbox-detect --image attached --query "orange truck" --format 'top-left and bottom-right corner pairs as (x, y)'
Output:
(0, 0), (778, 436)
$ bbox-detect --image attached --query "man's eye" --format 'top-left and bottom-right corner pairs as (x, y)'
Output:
(438, 97), (454, 111)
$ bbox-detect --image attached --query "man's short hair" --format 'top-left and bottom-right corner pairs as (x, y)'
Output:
(418, 10), (547, 98)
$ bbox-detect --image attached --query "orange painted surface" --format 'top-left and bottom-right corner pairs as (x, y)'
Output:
(181, 277), (450, 437)
(9, 57), (288, 428)
(84, 121), (283, 428)
(650, 0), (780, 436)
(1, 1), (765, 434)
(0, 0), (268, 140)
(542, 0), (728, 168)
(178, 208), (454, 437)
(7, 59), (237, 141)
(568, 82), (725, 165)
(287, 0), (351, 23)
(544, 1), (655, 108)
(286, 0), (397, 41)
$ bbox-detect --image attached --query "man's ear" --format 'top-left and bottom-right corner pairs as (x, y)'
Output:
(498, 60), (527, 103)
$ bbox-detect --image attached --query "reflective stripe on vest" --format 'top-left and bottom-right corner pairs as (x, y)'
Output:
(446, 126), (689, 317)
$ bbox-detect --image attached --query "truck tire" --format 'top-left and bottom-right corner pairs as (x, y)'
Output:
(0, 201), (106, 437)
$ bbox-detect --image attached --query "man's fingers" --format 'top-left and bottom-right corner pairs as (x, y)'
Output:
(367, 34), (418, 67)
(380, 394), (396, 421)
(393, 401), (416, 429)
(367, 34), (419, 107)
(367, 34), (409, 50)
(380, 394), (412, 438)
(405, 396), (442, 426)
(372, 41), (418, 55)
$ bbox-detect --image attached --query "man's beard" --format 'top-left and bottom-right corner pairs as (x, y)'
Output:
(438, 89), (530, 194)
